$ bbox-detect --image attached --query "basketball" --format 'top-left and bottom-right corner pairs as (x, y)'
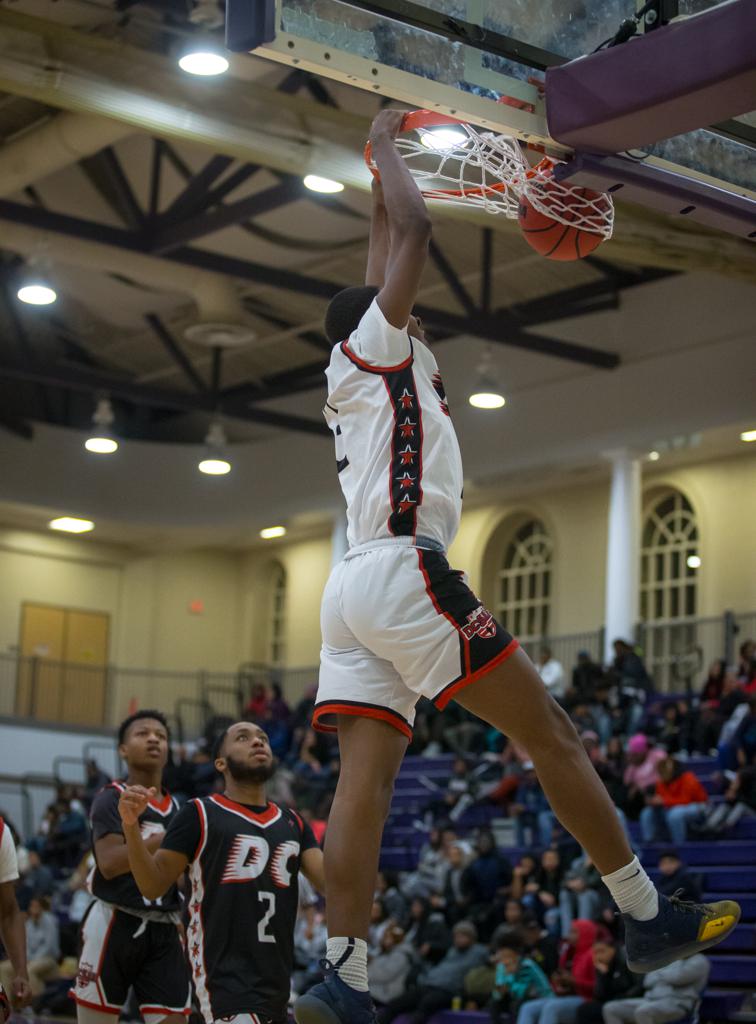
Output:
(518, 186), (607, 261)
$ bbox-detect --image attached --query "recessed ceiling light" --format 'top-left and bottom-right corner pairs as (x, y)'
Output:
(469, 392), (506, 410)
(85, 437), (119, 454)
(303, 175), (344, 194)
(740, 429), (756, 443)
(686, 554), (701, 569)
(260, 526), (287, 539)
(647, 450), (661, 461)
(49, 517), (94, 534)
(178, 51), (229, 76)
(18, 283), (57, 305)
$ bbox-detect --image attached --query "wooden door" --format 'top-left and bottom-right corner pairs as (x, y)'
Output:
(17, 604), (109, 726)
(62, 610), (109, 726)
(17, 604), (66, 718)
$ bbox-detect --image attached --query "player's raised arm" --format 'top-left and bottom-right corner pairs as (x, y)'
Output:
(369, 109), (431, 329)
(118, 786), (188, 900)
(365, 178), (391, 288)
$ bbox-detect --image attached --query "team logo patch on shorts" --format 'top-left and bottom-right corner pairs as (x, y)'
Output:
(462, 605), (497, 640)
(76, 961), (98, 987)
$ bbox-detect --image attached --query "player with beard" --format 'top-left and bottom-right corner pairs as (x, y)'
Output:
(119, 721), (325, 1024)
(73, 710), (190, 1024)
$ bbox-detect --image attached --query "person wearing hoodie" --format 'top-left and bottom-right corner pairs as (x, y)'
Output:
(368, 925), (414, 1010)
(376, 920), (487, 1023)
(576, 940), (641, 1024)
(640, 758), (708, 845)
(602, 954), (710, 1024)
(516, 920), (598, 1024)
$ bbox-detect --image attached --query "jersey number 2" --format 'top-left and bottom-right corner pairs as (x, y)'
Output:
(258, 892), (276, 943)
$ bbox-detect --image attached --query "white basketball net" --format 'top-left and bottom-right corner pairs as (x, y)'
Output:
(373, 119), (614, 239)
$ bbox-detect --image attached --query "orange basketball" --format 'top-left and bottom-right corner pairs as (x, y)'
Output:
(518, 185), (607, 261)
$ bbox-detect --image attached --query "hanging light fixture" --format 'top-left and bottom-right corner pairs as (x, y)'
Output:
(85, 397), (118, 454)
(198, 421), (231, 475)
(469, 348), (506, 409)
(178, 34), (229, 76)
(17, 263), (57, 305)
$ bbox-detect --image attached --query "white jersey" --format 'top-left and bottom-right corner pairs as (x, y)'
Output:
(324, 299), (463, 550)
(0, 818), (19, 884)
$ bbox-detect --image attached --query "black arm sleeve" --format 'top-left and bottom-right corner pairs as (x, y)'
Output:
(161, 801), (202, 861)
(91, 786), (124, 842)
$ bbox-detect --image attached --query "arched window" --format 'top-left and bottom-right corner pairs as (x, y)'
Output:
(640, 489), (699, 691)
(494, 518), (553, 644)
(640, 489), (698, 622)
(268, 562), (287, 666)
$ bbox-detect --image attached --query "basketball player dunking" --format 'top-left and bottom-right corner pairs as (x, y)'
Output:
(119, 721), (325, 1024)
(294, 108), (740, 1024)
(72, 710), (191, 1024)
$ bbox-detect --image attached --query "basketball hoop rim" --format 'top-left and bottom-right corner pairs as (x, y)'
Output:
(363, 108), (516, 200)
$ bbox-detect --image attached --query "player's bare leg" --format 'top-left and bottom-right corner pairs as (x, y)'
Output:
(295, 716), (407, 1024)
(325, 716), (408, 938)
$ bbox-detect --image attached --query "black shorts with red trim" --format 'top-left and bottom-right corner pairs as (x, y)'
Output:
(315, 540), (518, 739)
(72, 900), (191, 1018)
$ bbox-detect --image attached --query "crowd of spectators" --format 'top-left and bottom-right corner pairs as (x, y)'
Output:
(1, 638), (755, 1021)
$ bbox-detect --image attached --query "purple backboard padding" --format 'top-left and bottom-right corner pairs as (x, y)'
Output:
(545, 0), (756, 153)
(555, 152), (756, 240)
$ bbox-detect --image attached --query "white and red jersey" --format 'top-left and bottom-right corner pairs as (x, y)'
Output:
(324, 299), (463, 550)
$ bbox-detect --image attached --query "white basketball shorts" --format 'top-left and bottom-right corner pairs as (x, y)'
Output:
(314, 537), (518, 739)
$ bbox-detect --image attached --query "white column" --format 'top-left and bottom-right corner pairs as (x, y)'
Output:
(603, 450), (642, 663)
(330, 512), (349, 567)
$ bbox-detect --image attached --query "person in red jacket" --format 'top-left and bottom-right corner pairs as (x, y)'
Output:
(640, 758), (708, 845)
(517, 920), (599, 1024)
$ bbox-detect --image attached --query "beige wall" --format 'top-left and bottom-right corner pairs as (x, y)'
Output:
(1, 449), (754, 713)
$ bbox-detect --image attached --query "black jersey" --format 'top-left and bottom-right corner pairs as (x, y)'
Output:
(90, 782), (181, 914)
(162, 794), (318, 1023)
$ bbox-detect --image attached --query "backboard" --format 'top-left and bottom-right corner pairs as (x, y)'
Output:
(228, 0), (756, 237)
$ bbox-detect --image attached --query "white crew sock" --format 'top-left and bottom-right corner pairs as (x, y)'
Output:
(326, 937), (369, 992)
(602, 855), (659, 921)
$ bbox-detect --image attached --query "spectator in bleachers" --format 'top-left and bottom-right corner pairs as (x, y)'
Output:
(734, 694), (756, 765)
(242, 681), (269, 721)
(611, 640), (652, 735)
(559, 854), (602, 937)
(375, 870), (408, 927)
(461, 830), (513, 940)
(640, 757), (708, 845)
(0, 896), (59, 998)
(569, 652), (604, 707)
(521, 916), (560, 976)
(605, 736), (626, 777)
(368, 899), (392, 957)
(16, 850), (54, 911)
(511, 762), (555, 848)
(694, 660), (728, 753)
(522, 850), (564, 935)
(83, 760), (111, 808)
(575, 939), (640, 1024)
(189, 743), (217, 796)
(654, 701), (693, 757)
(517, 919), (598, 1024)
(268, 681), (291, 722)
(439, 842), (470, 921)
(43, 798), (88, 872)
(623, 735), (666, 819)
(698, 760), (756, 836)
(537, 647), (566, 701)
(404, 896), (450, 967)
(369, 925), (414, 1012)
(376, 919), (487, 1023)
(602, 953), (709, 1024)
(488, 930), (552, 1023)
(501, 898), (527, 929)
(163, 745), (195, 801)
(582, 734), (627, 810)
(426, 756), (474, 823)
(655, 849), (702, 903)
(736, 640), (755, 683)
(700, 659), (727, 704)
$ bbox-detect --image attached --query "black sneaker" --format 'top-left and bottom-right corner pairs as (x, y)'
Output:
(624, 892), (741, 973)
(294, 960), (377, 1024)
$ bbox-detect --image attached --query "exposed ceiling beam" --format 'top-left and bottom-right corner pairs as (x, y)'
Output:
(144, 313), (207, 393)
(160, 154), (235, 223)
(0, 199), (623, 368)
(428, 239), (477, 317)
(0, 359), (329, 437)
(150, 179), (304, 253)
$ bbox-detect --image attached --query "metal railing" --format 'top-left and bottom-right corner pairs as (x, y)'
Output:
(1, 610), (754, 738)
